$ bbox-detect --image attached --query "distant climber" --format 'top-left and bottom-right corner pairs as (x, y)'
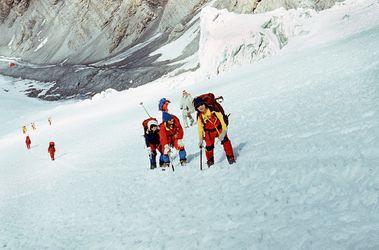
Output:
(8, 62), (16, 68)
(25, 135), (31, 150)
(159, 112), (187, 167)
(22, 125), (27, 134)
(48, 142), (56, 161)
(180, 90), (195, 128)
(31, 122), (36, 130)
(48, 117), (52, 126)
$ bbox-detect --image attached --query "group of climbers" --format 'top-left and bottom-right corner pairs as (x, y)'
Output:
(20, 90), (235, 167)
(143, 91), (236, 170)
(23, 117), (56, 161)
(143, 96), (188, 169)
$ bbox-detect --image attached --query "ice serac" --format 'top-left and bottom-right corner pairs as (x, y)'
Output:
(199, 6), (314, 78)
(213, 0), (339, 13)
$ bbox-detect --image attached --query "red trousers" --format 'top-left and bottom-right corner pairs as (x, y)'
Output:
(49, 151), (55, 160)
(204, 130), (234, 161)
(149, 144), (162, 154)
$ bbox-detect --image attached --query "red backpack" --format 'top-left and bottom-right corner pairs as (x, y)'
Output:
(195, 93), (229, 125)
(142, 117), (158, 132)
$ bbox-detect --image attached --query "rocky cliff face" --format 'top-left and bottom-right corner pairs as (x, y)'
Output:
(0, 0), (339, 100)
(0, 0), (31, 23)
(0, 0), (168, 64)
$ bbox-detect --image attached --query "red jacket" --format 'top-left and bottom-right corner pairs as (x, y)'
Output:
(48, 145), (56, 154)
(25, 136), (31, 145)
(159, 115), (183, 146)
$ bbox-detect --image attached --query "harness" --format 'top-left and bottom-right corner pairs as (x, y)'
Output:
(199, 110), (221, 135)
(204, 125), (222, 133)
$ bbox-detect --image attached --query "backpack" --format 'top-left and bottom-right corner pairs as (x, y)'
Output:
(142, 117), (158, 133)
(195, 93), (229, 125)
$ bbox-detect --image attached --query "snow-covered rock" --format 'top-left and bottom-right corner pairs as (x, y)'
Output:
(91, 88), (118, 101)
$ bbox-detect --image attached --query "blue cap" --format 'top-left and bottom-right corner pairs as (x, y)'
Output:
(159, 98), (170, 111)
(162, 112), (172, 122)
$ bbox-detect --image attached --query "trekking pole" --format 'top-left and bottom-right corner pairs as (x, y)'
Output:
(171, 162), (175, 172)
(139, 102), (152, 118)
(200, 146), (203, 171)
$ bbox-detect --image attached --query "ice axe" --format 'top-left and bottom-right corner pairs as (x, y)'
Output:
(200, 145), (203, 171)
(139, 102), (152, 118)
(215, 96), (224, 103)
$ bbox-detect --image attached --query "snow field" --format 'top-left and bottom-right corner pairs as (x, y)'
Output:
(1, 0), (379, 248)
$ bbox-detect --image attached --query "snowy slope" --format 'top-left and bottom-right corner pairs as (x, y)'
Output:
(0, 76), (58, 136)
(1, 0), (379, 249)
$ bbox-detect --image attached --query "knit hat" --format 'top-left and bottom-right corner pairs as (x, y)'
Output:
(159, 98), (170, 111)
(193, 97), (205, 108)
(147, 119), (158, 129)
(162, 112), (172, 122)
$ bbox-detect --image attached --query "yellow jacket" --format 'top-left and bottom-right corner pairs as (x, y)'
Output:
(197, 108), (227, 139)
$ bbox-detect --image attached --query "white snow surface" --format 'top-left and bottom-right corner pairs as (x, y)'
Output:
(0, 76), (57, 136)
(1, 0), (379, 248)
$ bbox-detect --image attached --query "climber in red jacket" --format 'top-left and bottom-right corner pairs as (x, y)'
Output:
(159, 112), (187, 166)
(48, 141), (56, 161)
(25, 135), (31, 150)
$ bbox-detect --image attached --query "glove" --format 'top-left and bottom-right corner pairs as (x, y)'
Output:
(163, 144), (170, 155)
(178, 139), (185, 147)
(198, 139), (203, 148)
(218, 130), (227, 141)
